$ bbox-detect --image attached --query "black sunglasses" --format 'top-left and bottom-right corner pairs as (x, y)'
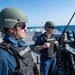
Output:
(50, 27), (55, 29)
(47, 27), (55, 29)
(17, 24), (26, 29)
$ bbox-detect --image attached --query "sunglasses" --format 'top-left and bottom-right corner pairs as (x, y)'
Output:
(50, 27), (55, 29)
(47, 27), (55, 29)
(17, 23), (26, 29)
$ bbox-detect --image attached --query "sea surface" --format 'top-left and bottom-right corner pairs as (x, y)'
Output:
(27, 25), (75, 32)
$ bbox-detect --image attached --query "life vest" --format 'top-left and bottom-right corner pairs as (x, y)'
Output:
(40, 34), (57, 57)
(0, 42), (35, 75)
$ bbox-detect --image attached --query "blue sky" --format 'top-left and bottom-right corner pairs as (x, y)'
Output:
(0, 0), (75, 27)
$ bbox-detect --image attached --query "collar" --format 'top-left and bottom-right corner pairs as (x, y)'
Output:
(44, 32), (54, 38)
(3, 35), (29, 47)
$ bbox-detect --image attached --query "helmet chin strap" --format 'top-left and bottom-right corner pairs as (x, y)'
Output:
(14, 30), (21, 40)
(14, 26), (22, 40)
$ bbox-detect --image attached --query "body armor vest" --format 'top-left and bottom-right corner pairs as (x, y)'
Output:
(40, 34), (56, 57)
(0, 42), (35, 75)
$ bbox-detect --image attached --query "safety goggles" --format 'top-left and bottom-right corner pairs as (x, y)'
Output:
(17, 23), (26, 29)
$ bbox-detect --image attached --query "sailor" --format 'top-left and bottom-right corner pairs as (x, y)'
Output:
(0, 7), (35, 75)
(34, 21), (59, 75)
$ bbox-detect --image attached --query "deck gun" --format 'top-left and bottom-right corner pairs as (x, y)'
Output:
(58, 12), (75, 50)
(55, 12), (75, 75)
(56, 12), (75, 59)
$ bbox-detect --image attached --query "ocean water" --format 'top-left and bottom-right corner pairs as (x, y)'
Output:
(27, 25), (75, 32)
(55, 25), (75, 32)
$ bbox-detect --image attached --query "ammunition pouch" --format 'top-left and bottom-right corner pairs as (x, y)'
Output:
(33, 63), (41, 75)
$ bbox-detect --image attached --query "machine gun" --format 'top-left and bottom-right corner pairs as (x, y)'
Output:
(56, 12), (75, 60)
(55, 12), (75, 75)
(58, 12), (75, 48)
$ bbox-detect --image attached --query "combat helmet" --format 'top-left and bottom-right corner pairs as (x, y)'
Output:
(44, 21), (55, 29)
(0, 7), (28, 28)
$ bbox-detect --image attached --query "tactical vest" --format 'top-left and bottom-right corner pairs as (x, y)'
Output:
(0, 42), (35, 75)
(40, 34), (56, 57)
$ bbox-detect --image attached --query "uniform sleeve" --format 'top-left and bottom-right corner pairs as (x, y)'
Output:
(34, 36), (44, 46)
(0, 58), (9, 75)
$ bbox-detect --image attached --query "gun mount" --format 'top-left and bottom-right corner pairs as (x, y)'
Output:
(55, 12), (75, 75)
